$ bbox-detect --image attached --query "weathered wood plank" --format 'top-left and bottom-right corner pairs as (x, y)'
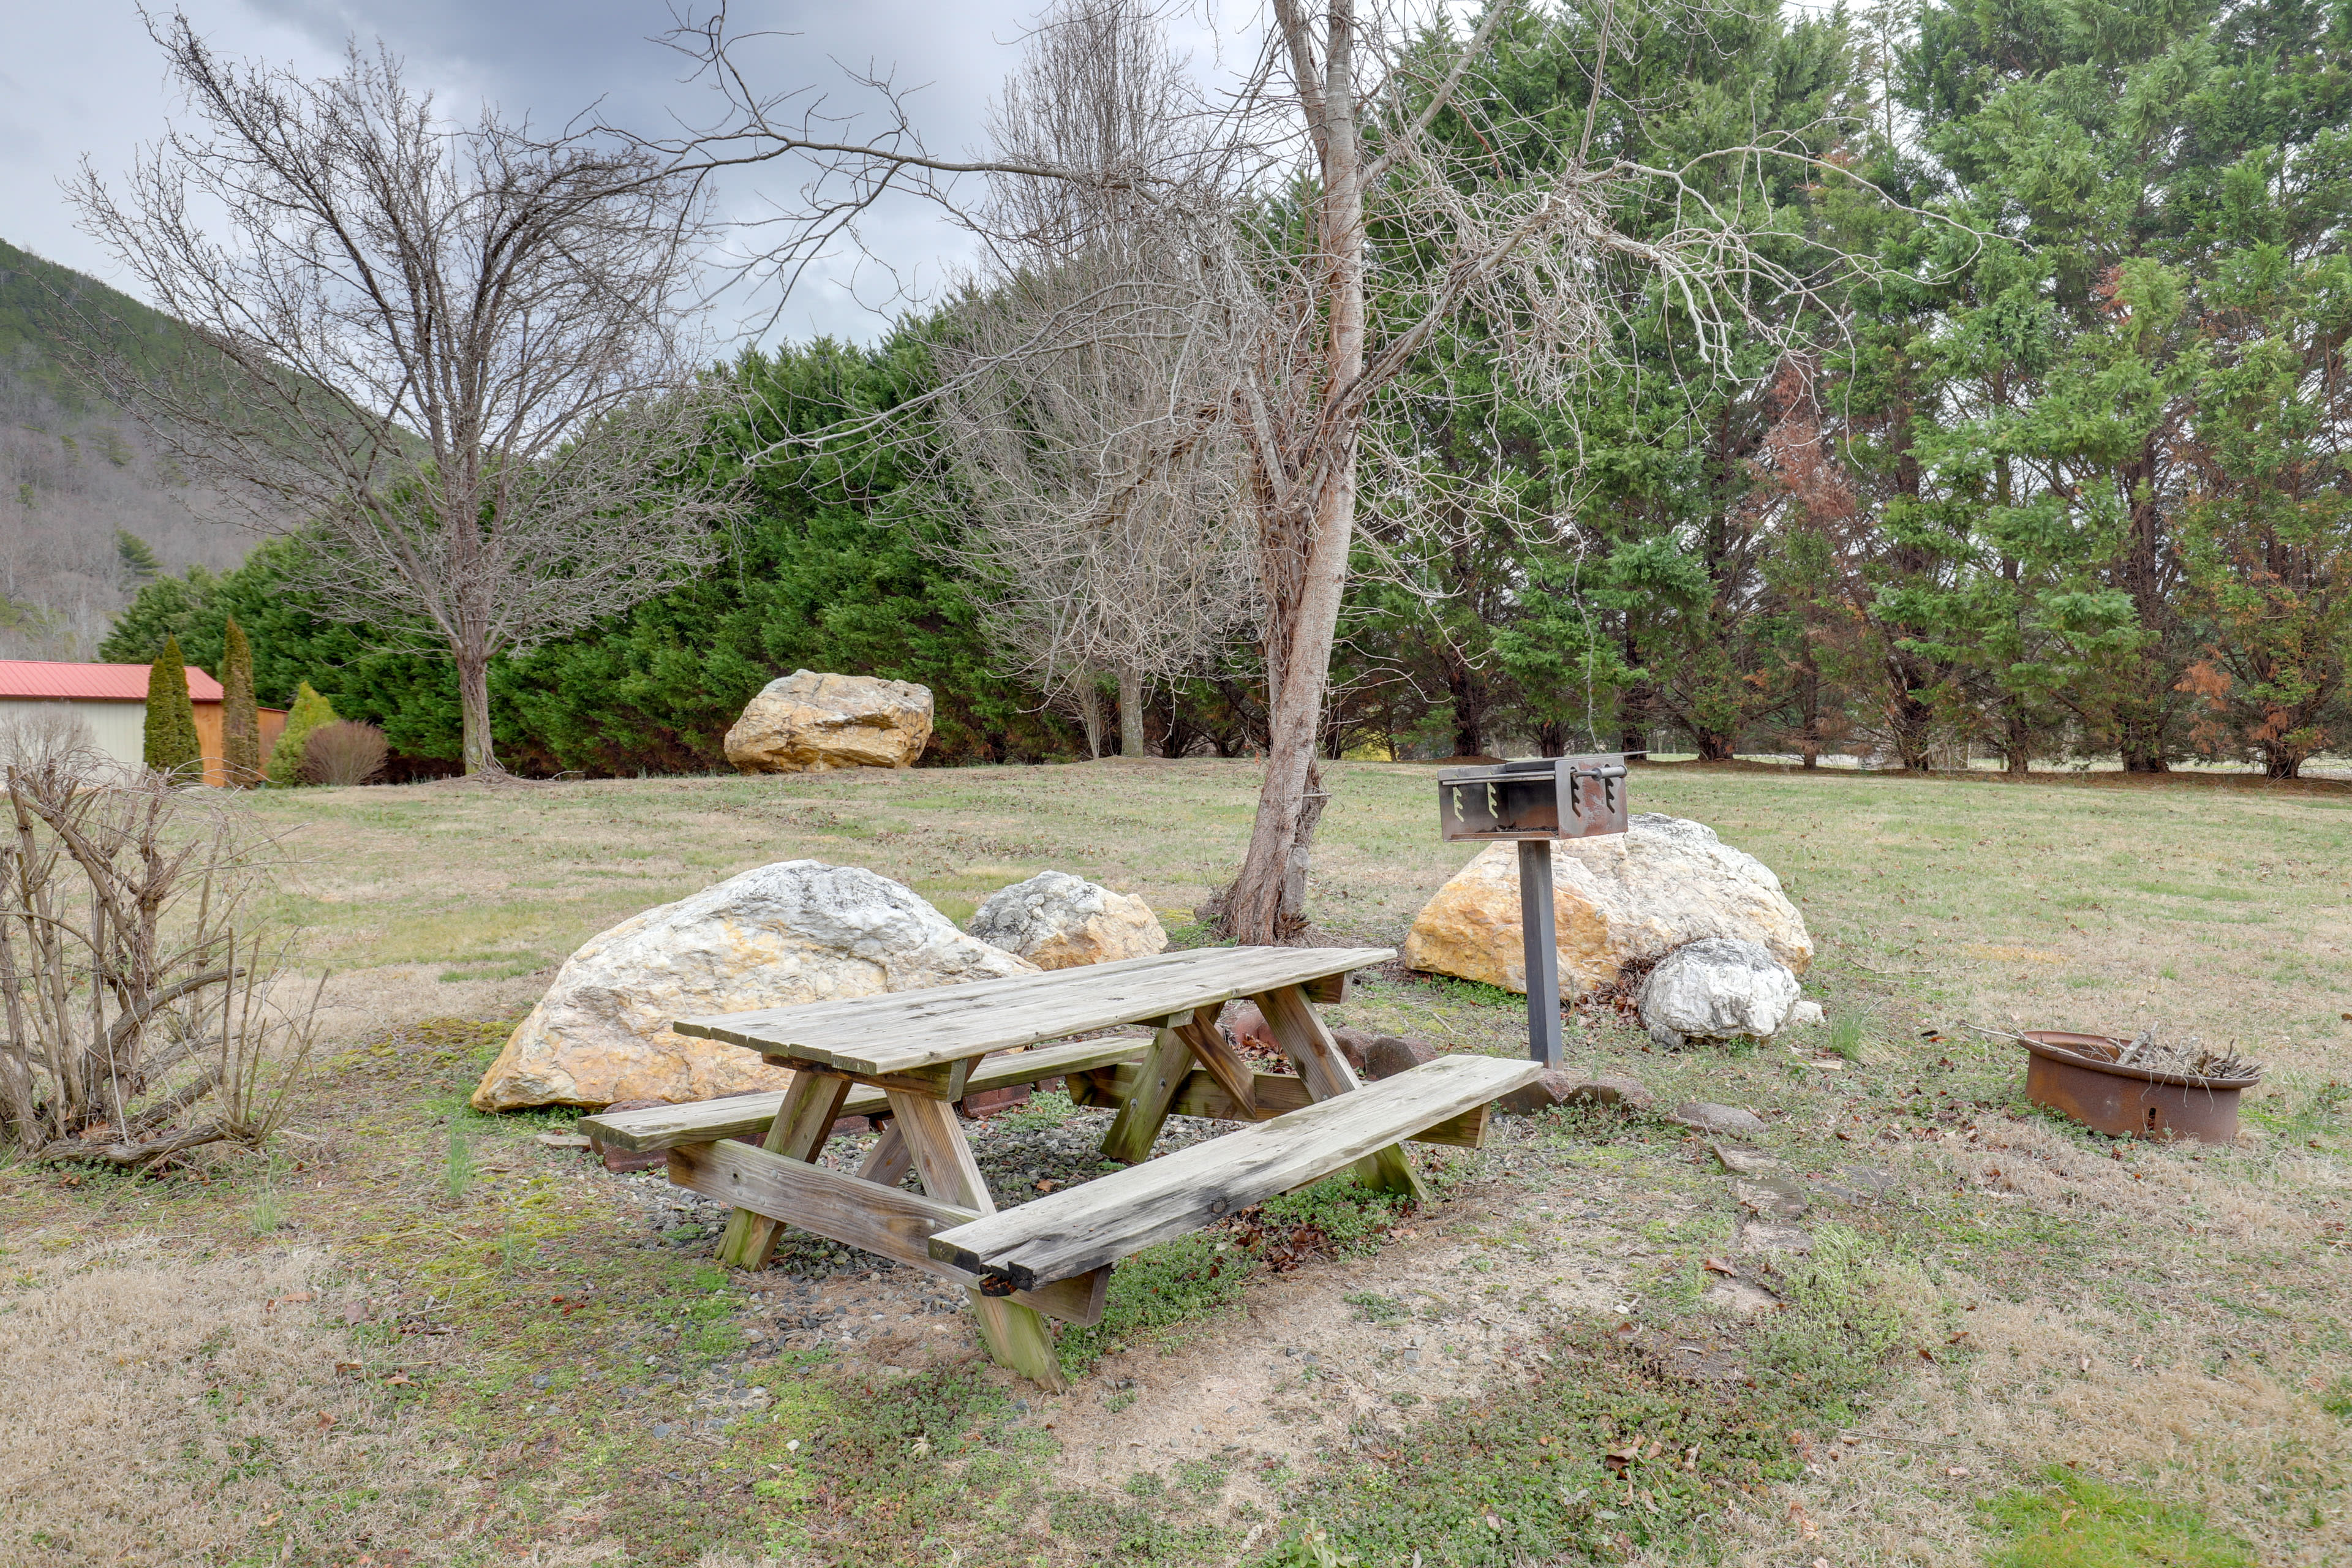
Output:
(1303, 971), (1351, 1005)
(858, 1120), (914, 1188)
(1251, 984), (1361, 1100)
(579, 1036), (1151, 1152)
(714, 1071), (852, 1269)
(674, 945), (1392, 1077)
(764, 1055), (971, 1099)
(665, 1142), (1108, 1324)
(1098, 1027), (1194, 1166)
(888, 1087), (1069, 1391)
(930, 1054), (1541, 1290)
(1174, 1006), (1256, 1118)
(1076, 1063), (1491, 1148)
(1254, 984), (1427, 1200)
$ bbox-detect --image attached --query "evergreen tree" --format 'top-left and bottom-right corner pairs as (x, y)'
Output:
(115, 530), (160, 587)
(267, 683), (338, 786)
(221, 616), (260, 784)
(143, 636), (203, 780)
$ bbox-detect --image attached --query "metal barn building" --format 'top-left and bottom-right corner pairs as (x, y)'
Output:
(0, 660), (288, 785)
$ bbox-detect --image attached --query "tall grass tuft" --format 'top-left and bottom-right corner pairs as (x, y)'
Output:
(442, 1123), (476, 1204)
(1828, 1008), (1869, 1062)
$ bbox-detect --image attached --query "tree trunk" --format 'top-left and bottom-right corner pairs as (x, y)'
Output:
(2003, 699), (2032, 775)
(2117, 718), (2169, 773)
(456, 639), (496, 775)
(1118, 666), (1148, 757)
(1447, 659), (1485, 758)
(1693, 729), (1737, 763)
(1218, 0), (1368, 944)
(1076, 673), (1106, 760)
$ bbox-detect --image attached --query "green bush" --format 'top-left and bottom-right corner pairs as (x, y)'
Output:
(141, 635), (202, 780)
(220, 616), (260, 785)
(266, 682), (338, 786)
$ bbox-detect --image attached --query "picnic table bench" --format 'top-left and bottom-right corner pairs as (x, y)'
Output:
(579, 945), (1539, 1388)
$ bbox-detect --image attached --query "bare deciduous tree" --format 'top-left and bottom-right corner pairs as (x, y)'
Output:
(68, 15), (741, 774)
(929, 1), (1257, 758)
(650, 0), (1879, 937)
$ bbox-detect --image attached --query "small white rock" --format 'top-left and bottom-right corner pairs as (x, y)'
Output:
(1638, 938), (1803, 1045)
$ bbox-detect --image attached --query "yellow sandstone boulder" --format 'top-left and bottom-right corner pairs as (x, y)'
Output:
(723, 669), (933, 773)
(1402, 813), (1811, 996)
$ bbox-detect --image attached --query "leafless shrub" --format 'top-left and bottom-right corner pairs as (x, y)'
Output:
(0, 752), (320, 1165)
(301, 720), (389, 788)
(0, 705), (106, 777)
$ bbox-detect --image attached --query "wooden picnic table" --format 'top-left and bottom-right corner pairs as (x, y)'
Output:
(581, 944), (1539, 1389)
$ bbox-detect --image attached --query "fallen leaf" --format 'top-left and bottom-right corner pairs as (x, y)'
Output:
(1483, 1513), (1502, 1531)
(1702, 1257), (1736, 1275)
(1947, 1466), (1970, 1479)
(385, 1373), (413, 1387)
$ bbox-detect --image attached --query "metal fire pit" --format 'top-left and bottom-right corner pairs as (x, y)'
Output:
(2019, 1031), (2256, 1144)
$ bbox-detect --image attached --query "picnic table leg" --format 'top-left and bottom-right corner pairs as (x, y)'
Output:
(714, 1070), (854, 1270)
(1099, 1026), (1193, 1166)
(888, 1090), (1069, 1392)
(1254, 985), (1430, 1202)
(856, 1118), (914, 1189)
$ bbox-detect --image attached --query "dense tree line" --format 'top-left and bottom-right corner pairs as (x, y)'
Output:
(99, 342), (1077, 775)
(104, 0), (2352, 778)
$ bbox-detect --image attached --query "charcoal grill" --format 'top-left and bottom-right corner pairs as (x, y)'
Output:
(1434, 755), (1632, 1066)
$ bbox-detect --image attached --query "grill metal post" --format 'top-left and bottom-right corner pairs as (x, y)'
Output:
(1517, 839), (1562, 1068)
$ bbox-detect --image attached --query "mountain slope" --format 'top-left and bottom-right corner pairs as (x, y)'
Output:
(0, 239), (246, 657)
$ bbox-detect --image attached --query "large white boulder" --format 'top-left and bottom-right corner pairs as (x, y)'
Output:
(723, 669), (933, 773)
(1401, 813), (1811, 997)
(470, 861), (1036, 1111)
(1637, 937), (1803, 1046)
(968, 870), (1167, 970)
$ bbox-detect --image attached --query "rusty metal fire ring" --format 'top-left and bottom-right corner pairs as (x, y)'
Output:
(2018, 1031), (2257, 1145)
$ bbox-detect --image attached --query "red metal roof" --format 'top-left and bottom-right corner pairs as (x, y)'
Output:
(0, 660), (225, 702)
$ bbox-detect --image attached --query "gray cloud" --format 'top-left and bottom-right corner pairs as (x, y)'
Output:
(7, 1), (1051, 345)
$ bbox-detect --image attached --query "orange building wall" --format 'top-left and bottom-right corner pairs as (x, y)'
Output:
(192, 703), (290, 786)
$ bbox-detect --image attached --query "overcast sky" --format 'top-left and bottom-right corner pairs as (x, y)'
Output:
(0, 0), (1104, 346)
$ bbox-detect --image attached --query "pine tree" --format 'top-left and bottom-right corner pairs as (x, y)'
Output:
(143, 635), (203, 780)
(221, 616), (260, 785)
(266, 682), (338, 786)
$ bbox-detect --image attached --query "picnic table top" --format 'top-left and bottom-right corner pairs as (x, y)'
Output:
(673, 943), (1393, 1079)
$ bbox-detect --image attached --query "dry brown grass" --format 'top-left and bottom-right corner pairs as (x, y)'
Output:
(0, 1237), (456, 1566)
